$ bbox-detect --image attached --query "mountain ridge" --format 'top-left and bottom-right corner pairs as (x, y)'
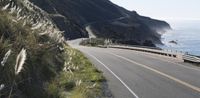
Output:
(29, 0), (171, 45)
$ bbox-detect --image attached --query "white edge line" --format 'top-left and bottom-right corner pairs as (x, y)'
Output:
(86, 53), (139, 98)
(144, 54), (200, 72)
(115, 48), (200, 72)
(109, 53), (200, 93)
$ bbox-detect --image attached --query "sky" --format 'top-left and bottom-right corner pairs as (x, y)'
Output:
(110, 0), (200, 21)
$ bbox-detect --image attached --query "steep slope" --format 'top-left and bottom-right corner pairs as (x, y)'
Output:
(30, 0), (171, 45)
(0, 0), (108, 98)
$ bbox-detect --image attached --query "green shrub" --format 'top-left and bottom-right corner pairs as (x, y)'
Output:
(0, 11), (65, 98)
(80, 38), (105, 46)
(0, 10), (106, 98)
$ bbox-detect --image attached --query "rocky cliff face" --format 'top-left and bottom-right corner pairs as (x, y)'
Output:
(29, 0), (171, 45)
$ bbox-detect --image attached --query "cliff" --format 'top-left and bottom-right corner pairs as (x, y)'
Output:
(29, 0), (171, 44)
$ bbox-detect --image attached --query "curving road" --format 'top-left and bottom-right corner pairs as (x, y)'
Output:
(70, 43), (200, 98)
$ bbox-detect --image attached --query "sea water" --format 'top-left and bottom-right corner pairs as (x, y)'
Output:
(159, 20), (200, 56)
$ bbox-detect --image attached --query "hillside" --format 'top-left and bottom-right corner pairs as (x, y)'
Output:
(29, 0), (171, 45)
(0, 0), (108, 98)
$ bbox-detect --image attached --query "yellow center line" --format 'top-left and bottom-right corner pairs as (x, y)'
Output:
(109, 52), (200, 93)
(110, 48), (200, 71)
(133, 51), (200, 72)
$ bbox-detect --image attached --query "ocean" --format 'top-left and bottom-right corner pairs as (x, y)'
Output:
(158, 20), (200, 56)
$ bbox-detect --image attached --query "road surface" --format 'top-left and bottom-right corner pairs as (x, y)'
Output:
(71, 44), (200, 98)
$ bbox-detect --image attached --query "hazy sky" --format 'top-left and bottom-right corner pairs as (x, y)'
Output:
(110, 0), (200, 20)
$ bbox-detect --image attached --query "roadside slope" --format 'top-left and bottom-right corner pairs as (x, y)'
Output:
(0, 0), (108, 98)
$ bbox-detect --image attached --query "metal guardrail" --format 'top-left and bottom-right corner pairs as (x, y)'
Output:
(111, 44), (162, 50)
(98, 45), (200, 64)
(108, 45), (184, 59)
(183, 55), (200, 63)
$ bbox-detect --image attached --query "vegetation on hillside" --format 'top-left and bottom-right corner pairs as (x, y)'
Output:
(47, 47), (106, 98)
(80, 38), (156, 47)
(80, 38), (106, 46)
(0, 1), (107, 98)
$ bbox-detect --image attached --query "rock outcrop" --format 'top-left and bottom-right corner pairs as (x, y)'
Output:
(29, 0), (171, 44)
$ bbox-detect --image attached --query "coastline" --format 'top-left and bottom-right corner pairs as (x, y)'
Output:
(158, 20), (200, 56)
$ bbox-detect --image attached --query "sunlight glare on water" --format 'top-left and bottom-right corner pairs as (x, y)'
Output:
(160, 20), (200, 56)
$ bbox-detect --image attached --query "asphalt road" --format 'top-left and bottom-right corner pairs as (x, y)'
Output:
(72, 45), (200, 98)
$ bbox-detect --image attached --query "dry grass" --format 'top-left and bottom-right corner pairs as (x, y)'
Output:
(0, 8), (106, 98)
(46, 47), (106, 98)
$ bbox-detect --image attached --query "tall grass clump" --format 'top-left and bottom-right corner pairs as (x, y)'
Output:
(45, 47), (106, 98)
(0, 3), (108, 98)
(0, 10), (65, 98)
